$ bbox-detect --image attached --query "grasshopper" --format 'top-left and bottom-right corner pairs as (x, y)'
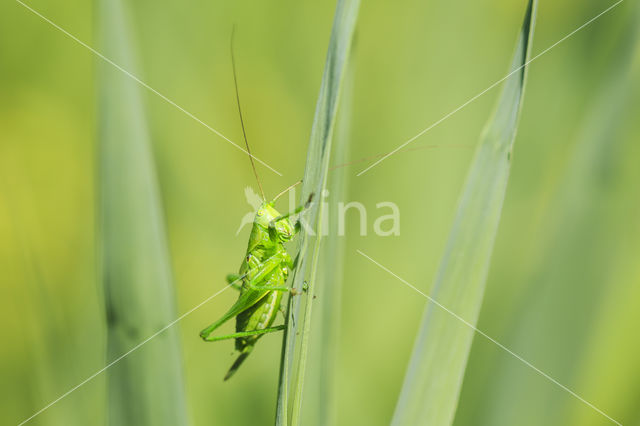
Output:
(199, 29), (312, 381)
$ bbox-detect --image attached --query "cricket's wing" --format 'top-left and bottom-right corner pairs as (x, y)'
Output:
(199, 288), (270, 340)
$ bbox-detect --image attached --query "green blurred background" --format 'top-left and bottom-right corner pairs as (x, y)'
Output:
(1, 0), (639, 425)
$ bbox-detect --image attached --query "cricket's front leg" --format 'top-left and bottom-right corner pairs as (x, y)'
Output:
(269, 193), (315, 232)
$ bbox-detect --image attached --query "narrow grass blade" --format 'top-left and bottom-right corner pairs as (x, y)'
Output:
(301, 41), (356, 426)
(97, 0), (187, 425)
(275, 1), (360, 425)
(390, 1), (537, 425)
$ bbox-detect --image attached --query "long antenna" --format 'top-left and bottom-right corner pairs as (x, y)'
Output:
(230, 25), (265, 201)
(272, 180), (302, 203)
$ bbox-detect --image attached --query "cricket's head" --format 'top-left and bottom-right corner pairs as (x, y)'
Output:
(255, 202), (295, 241)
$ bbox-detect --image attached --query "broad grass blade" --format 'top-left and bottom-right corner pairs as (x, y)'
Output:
(391, 1), (537, 425)
(97, 0), (187, 425)
(473, 6), (640, 425)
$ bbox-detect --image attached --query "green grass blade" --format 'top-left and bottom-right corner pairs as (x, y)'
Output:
(470, 7), (640, 425)
(301, 41), (355, 426)
(97, 0), (187, 425)
(390, 1), (537, 425)
(275, 1), (360, 425)
(2, 197), (94, 426)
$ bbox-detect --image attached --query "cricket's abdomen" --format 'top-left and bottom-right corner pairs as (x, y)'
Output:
(235, 267), (285, 351)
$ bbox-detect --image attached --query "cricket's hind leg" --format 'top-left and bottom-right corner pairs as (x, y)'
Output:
(200, 325), (285, 342)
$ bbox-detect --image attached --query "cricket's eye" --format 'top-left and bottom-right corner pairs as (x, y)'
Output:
(257, 210), (263, 216)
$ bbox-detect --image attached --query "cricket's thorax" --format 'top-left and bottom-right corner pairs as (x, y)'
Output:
(254, 203), (280, 226)
(252, 202), (295, 242)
